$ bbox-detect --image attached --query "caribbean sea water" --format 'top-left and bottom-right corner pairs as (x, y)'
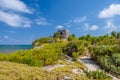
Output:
(0, 45), (33, 53)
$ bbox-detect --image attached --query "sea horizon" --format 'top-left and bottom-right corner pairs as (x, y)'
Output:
(0, 44), (32, 45)
(0, 45), (33, 53)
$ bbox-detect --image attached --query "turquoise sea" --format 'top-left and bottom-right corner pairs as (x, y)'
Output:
(0, 45), (33, 53)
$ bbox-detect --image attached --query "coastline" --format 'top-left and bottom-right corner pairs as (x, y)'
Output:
(0, 45), (33, 53)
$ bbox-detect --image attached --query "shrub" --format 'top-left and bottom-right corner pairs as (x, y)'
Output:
(0, 43), (67, 67)
(63, 41), (90, 58)
(85, 70), (112, 80)
(90, 45), (120, 78)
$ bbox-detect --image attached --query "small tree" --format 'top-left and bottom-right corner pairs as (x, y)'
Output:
(53, 32), (59, 38)
(32, 37), (51, 46)
(68, 34), (77, 41)
(53, 32), (60, 42)
(111, 31), (117, 38)
(117, 32), (120, 38)
(62, 42), (78, 57)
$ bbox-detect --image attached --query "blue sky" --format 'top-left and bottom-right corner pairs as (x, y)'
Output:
(0, 0), (120, 45)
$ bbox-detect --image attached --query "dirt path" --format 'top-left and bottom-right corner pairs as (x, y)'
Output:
(44, 64), (66, 71)
(79, 56), (120, 80)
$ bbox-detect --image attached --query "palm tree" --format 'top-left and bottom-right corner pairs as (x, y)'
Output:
(117, 32), (120, 38)
(111, 31), (117, 38)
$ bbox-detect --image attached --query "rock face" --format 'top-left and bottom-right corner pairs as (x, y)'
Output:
(58, 30), (69, 39)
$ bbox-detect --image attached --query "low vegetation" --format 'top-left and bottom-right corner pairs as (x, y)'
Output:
(0, 43), (67, 67)
(62, 40), (90, 58)
(0, 31), (120, 79)
(0, 60), (112, 80)
(90, 45), (120, 78)
(85, 70), (112, 80)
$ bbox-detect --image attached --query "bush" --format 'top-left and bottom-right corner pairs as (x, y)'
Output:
(85, 70), (112, 80)
(62, 42), (78, 57)
(0, 43), (67, 67)
(90, 45), (120, 78)
(63, 41), (90, 58)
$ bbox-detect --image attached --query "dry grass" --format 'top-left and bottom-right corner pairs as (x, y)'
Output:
(0, 59), (112, 80)
(0, 61), (48, 80)
(0, 60), (89, 80)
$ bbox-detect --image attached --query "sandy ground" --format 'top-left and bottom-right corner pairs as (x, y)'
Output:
(79, 56), (120, 80)
(44, 64), (66, 71)
(43, 56), (119, 80)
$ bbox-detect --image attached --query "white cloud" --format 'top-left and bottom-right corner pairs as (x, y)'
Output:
(23, 19), (31, 28)
(0, 10), (31, 28)
(84, 23), (89, 30)
(90, 25), (98, 31)
(4, 35), (9, 39)
(0, 0), (32, 28)
(64, 20), (72, 27)
(99, 4), (120, 18)
(73, 16), (86, 23)
(55, 25), (64, 29)
(0, 0), (32, 13)
(104, 20), (116, 32)
(35, 17), (49, 26)
(63, 16), (87, 28)
(83, 23), (98, 31)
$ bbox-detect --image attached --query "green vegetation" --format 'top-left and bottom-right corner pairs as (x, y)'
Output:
(0, 60), (111, 80)
(68, 34), (78, 41)
(85, 70), (112, 80)
(32, 31), (67, 46)
(63, 40), (90, 58)
(32, 37), (54, 46)
(0, 31), (120, 79)
(90, 45), (120, 78)
(0, 43), (67, 67)
(0, 61), (47, 80)
(62, 31), (120, 78)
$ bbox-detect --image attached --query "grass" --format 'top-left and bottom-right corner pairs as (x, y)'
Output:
(51, 61), (89, 80)
(0, 60), (89, 80)
(0, 61), (46, 80)
(0, 59), (112, 80)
